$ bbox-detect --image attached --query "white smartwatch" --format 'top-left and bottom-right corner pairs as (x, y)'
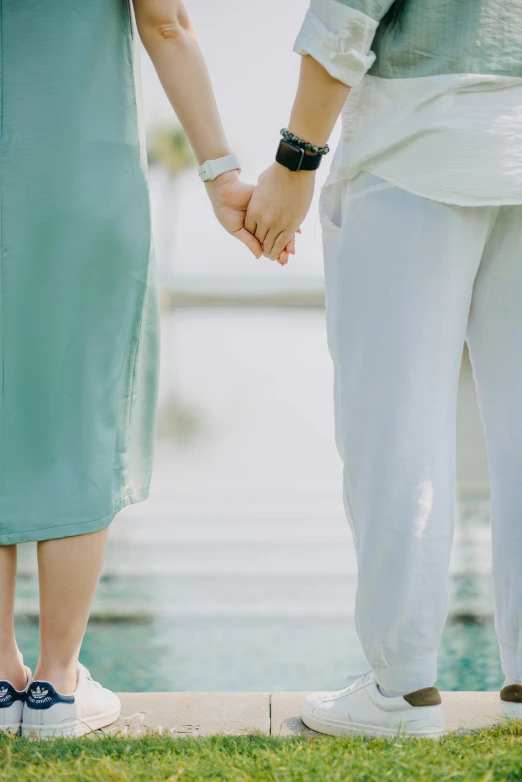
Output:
(198, 154), (241, 182)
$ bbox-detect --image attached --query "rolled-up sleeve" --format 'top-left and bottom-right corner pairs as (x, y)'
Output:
(294, 0), (395, 86)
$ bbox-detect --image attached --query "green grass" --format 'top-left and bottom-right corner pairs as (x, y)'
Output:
(1, 724), (521, 782)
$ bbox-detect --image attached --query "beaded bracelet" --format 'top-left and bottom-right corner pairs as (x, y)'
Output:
(280, 128), (330, 156)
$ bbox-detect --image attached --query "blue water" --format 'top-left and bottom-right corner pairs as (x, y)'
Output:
(15, 308), (500, 692)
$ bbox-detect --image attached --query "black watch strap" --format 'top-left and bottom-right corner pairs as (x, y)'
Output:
(299, 152), (322, 171)
(276, 139), (322, 172)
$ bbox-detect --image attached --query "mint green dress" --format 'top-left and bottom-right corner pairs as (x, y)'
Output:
(0, 0), (160, 544)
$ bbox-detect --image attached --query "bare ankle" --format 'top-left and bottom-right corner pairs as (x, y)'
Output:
(0, 653), (28, 691)
(34, 662), (78, 695)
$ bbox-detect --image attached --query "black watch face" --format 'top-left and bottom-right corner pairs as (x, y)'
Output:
(276, 139), (305, 172)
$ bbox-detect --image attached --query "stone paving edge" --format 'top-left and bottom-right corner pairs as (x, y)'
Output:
(100, 691), (504, 738)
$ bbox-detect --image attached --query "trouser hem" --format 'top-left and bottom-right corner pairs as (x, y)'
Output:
(372, 663), (437, 693)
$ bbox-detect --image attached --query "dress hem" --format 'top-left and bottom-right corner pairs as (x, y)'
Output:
(0, 488), (150, 546)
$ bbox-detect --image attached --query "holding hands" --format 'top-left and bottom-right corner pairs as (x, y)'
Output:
(245, 163), (314, 264)
(244, 127), (330, 264)
(208, 123), (336, 265)
(205, 170), (297, 266)
(137, 0), (349, 268)
(207, 138), (320, 268)
(219, 50), (352, 263)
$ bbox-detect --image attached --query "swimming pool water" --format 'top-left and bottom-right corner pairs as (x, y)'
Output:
(15, 309), (499, 692)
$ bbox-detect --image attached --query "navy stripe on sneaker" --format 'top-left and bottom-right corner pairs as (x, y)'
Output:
(0, 682), (26, 706)
(26, 682), (74, 710)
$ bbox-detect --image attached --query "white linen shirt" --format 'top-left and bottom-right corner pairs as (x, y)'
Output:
(294, 0), (522, 205)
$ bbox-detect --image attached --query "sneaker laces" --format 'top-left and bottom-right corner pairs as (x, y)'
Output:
(347, 670), (373, 684)
(338, 670), (374, 695)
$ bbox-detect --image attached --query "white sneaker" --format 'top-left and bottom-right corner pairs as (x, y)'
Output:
(301, 671), (445, 739)
(0, 667), (32, 735)
(500, 684), (522, 720)
(22, 663), (121, 739)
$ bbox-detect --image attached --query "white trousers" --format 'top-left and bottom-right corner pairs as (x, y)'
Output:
(321, 172), (522, 692)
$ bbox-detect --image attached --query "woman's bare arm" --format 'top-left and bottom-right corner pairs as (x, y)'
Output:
(134, 0), (285, 259)
(134, 0), (231, 165)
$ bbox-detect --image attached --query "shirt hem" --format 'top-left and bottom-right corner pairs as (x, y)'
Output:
(335, 72), (522, 206)
(358, 167), (522, 206)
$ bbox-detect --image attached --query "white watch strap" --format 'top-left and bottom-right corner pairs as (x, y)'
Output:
(198, 154), (241, 182)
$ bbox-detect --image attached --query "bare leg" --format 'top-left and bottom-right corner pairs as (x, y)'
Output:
(35, 528), (108, 694)
(0, 545), (26, 689)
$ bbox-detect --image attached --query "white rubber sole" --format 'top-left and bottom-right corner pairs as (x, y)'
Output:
(501, 700), (522, 720)
(301, 706), (445, 739)
(22, 708), (121, 740)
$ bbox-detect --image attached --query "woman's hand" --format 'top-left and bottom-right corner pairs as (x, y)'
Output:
(206, 171), (294, 265)
(245, 163), (315, 261)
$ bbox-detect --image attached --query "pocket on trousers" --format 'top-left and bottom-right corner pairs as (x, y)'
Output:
(319, 178), (348, 235)
(320, 178), (349, 266)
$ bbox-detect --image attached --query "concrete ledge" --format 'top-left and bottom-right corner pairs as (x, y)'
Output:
(110, 693), (270, 737)
(104, 692), (503, 737)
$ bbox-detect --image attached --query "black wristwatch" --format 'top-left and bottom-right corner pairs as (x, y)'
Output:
(276, 139), (322, 172)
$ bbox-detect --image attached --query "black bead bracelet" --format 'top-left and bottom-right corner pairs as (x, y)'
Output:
(280, 128), (330, 156)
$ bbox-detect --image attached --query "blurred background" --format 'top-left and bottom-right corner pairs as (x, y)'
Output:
(15, 0), (499, 693)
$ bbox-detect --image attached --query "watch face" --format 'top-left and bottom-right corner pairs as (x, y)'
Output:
(276, 139), (305, 172)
